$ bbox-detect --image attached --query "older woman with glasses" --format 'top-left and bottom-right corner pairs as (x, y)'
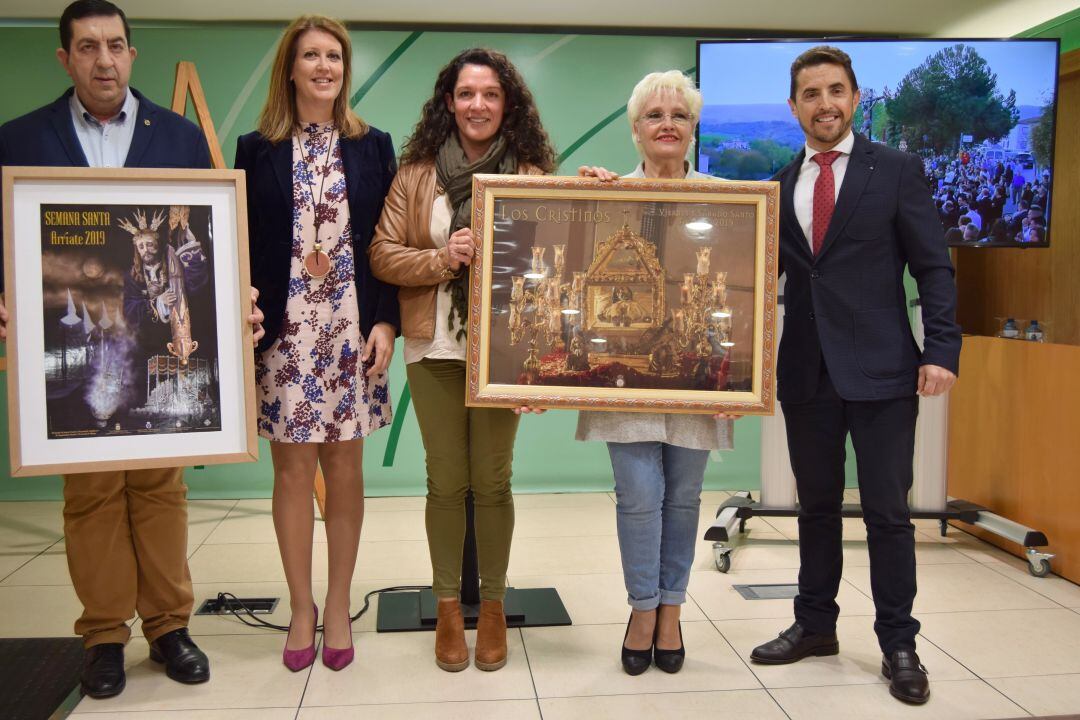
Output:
(578, 70), (736, 676)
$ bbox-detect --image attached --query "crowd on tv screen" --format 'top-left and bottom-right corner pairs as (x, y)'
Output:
(926, 147), (1051, 245)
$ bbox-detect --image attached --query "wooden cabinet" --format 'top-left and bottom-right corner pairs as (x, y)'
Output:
(947, 336), (1080, 582)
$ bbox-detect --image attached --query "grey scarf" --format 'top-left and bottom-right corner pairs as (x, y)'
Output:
(434, 133), (517, 339)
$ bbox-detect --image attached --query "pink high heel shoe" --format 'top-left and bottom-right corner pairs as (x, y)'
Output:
(282, 605), (318, 672)
(321, 612), (354, 671)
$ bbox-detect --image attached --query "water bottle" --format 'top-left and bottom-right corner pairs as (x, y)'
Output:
(1001, 318), (1019, 339)
(1024, 320), (1044, 342)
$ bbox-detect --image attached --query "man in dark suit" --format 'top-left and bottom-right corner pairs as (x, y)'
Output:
(749, 46), (961, 705)
(0, 0), (261, 699)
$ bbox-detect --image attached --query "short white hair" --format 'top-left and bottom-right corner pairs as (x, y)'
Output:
(626, 70), (703, 158)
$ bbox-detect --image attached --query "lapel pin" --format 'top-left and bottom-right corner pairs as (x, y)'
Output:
(144, 119), (151, 126)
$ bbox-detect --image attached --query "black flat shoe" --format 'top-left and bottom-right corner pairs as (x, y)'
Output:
(621, 614), (652, 676)
(653, 620), (685, 674)
(81, 643), (125, 699)
(750, 622), (839, 665)
(882, 649), (930, 704)
(149, 628), (210, 684)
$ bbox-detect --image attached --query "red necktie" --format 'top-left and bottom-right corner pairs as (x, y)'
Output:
(811, 150), (842, 256)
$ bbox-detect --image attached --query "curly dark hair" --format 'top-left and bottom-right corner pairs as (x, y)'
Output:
(400, 48), (556, 171)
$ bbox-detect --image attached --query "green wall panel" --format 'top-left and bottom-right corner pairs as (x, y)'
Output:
(1021, 7), (1080, 52)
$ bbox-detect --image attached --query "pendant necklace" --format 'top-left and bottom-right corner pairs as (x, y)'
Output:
(298, 125), (336, 279)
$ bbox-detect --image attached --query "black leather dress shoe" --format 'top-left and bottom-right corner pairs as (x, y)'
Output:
(882, 649), (930, 704)
(81, 643), (126, 699)
(621, 614), (652, 676)
(750, 622), (839, 665)
(653, 621), (685, 674)
(149, 628), (210, 684)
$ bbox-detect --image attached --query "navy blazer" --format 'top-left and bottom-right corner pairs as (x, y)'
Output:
(775, 133), (961, 403)
(235, 128), (399, 353)
(0, 87), (212, 290)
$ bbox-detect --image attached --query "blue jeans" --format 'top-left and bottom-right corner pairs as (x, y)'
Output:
(607, 442), (710, 611)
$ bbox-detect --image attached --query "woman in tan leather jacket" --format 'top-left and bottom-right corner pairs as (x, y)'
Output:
(368, 47), (555, 673)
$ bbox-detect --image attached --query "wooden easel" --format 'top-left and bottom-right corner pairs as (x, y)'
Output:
(170, 61), (328, 518)
(170, 61), (226, 170)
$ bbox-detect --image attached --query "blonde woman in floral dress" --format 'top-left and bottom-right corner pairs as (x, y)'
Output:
(236, 14), (398, 672)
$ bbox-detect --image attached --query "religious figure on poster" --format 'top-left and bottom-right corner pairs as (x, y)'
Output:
(120, 207), (207, 364)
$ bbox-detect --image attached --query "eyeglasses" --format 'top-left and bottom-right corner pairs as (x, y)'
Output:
(638, 111), (694, 126)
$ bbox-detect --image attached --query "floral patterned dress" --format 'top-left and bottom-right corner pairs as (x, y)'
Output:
(255, 122), (392, 443)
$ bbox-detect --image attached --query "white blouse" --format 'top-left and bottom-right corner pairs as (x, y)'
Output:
(402, 193), (469, 364)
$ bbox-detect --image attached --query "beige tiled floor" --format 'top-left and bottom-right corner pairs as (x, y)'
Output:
(1, 491), (1078, 718)
(845, 562), (1062, 614)
(303, 629), (537, 707)
(1, 540), (72, 586)
(988, 674), (1080, 717)
(524, 621), (761, 698)
(769, 679), (1027, 719)
(540, 689), (789, 719)
(918, 608), (1080, 678)
(299, 700), (541, 719)
(687, 567), (878, 621)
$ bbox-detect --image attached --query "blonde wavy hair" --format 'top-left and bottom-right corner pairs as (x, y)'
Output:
(256, 15), (367, 143)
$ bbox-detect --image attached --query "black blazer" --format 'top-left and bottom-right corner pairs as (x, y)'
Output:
(0, 87), (211, 290)
(235, 128), (400, 353)
(775, 133), (961, 403)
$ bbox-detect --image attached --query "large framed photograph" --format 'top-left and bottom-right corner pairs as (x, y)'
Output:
(3, 167), (257, 476)
(467, 175), (779, 414)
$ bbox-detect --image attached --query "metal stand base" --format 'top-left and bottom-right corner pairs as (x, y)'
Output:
(375, 491), (572, 632)
(705, 491), (1055, 577)
(376, 587), (571, 632)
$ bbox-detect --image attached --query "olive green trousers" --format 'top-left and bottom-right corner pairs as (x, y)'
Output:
(407, 359), (520, 600)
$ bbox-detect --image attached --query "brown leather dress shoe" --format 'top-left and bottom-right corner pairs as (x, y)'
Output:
(883, 649), (930, 704)
(474, 599), (507, 671)
(750, 622), (839, 664)
(434, 600), (469, 672)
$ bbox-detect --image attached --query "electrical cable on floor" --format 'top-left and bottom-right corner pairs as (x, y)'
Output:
(211, 586), (432, 632)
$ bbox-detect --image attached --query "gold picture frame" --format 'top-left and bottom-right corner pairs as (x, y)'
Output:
(3, 166), (257, 476)
(467, 174), (779, 414)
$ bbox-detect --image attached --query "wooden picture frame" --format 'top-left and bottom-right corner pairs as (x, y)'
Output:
(3, 167), (257, 476)
(466, 174), (779, 414)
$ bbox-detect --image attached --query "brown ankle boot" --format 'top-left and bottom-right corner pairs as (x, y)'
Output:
(474, 599), (507, 671)
(434, 600), (469, 672)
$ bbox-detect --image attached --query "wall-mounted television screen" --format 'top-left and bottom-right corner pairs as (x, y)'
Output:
(696, 39), (1060, 248)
